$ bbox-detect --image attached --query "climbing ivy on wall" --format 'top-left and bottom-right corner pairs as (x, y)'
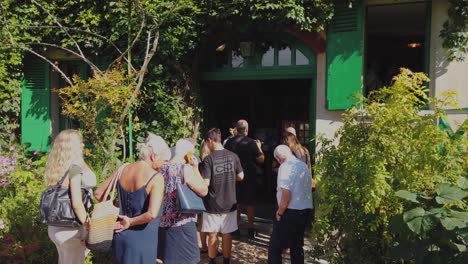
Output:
(440, 0), (468, 62)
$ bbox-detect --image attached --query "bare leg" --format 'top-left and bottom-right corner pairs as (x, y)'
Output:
(221, 233), (232, 258)
(247, 206), (255, 227)
(200, 232), (208, 251)
(207, 232), (219, 259)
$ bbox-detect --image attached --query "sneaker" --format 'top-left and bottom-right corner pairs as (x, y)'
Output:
(247, 228), (256, 238)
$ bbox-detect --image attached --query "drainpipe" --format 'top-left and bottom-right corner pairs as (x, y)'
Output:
(128, 0), (133, 159)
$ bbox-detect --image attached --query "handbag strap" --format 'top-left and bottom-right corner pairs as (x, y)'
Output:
(102, 163), (128, 201)
(56, 164), (81, 187)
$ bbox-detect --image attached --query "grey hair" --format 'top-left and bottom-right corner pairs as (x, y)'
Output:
(236, 119), (249, 134)
(274, 144), (293, 160)
(137, 133), (171, 160)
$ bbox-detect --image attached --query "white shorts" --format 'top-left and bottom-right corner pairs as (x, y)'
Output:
(201, 210), (238, 234)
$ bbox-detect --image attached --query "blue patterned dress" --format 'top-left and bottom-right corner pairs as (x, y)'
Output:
(157, 163), (199, 264)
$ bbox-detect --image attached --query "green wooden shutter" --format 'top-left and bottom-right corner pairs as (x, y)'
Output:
(326, 0), (364, 110)
(21, 59), (51, 151)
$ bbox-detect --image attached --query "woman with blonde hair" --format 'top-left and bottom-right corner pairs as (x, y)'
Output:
(158, 138), (208, 264)
(281, 130), (311, 170)
(95, 133), (168, 263)
(45, 129), (96, 264)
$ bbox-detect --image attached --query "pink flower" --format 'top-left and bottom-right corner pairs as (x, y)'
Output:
(34, 175), (40, 180)
(33, 150), (40, 155)
(9, 146), (15, 151)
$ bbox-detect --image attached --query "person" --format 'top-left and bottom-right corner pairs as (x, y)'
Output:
(94, 133), (167, 264)
(268, 145), (313, 264)
(222, 127), (237, 146)
(198, 139), (211, 254)
(158, 139), (208, 264)
(44, 129), (96, 264)
(200, 128), (244, 264)
(224, 119), (264, 237)
(282, 127), (311, 170)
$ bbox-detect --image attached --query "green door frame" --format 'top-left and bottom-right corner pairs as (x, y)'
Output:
(200, 33), (318, 154)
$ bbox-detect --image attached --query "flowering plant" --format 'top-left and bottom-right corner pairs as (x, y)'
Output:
(0, 144), (55, 262)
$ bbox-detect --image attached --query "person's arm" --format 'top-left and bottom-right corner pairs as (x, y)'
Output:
(94, 168), (118, 202)
(69, 166), (88, 224)
(276, 188), (291, 221)
(115, 175), (164, 232)
(184, 163), (208, 197)
(254, 140), (265, 164)
(234, 155), (244, 181)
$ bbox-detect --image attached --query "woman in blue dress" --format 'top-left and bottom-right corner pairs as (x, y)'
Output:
(95, 133), (170, 263)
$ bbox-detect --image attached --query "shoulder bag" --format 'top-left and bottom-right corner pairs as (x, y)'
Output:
(177, 165), (206, 214)
(86, 164), (127, 252)
(39, 166), (92, 228)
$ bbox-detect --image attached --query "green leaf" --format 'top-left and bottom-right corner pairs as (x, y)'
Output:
(450, 210), (468, 222)
(395, 190), (420, 203)
(403, 207), (438, 235)
(429, 207), (450, 218)
(435, 184), (468, 204)
(458, 177), (468, 190)
(440, 217), (466, 230)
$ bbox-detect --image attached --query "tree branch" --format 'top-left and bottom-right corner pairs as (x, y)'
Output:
(31, 0), (85, 59)
(0, 3), (72, 85)
(26, 42), (101, 74)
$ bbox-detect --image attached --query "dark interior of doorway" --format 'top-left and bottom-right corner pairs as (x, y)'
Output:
(202, 79), (311, 215)
(365, 2), (428, 95)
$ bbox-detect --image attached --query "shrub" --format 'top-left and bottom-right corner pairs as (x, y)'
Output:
(313, 69), (468, 263)
(0, 145), (55, 263)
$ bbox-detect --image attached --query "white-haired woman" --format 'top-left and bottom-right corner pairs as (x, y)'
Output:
(95, 133), (168, 263)
(158, 139), (208, 264)
(45, 129), (96, 264)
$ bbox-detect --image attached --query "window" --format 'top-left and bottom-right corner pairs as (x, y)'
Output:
(365, 2), (429, 95)
(208, 39), (312, 70)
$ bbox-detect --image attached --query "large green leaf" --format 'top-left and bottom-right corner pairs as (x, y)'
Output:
(429, 207), (450, 218)
(450, 210), (468, 222)
(459, 177), (468, 190)
(435, 184), (468, 204)
(440, 216), (466, 230)
(395, 190), (420, 203)
(403, 207), (438, 235)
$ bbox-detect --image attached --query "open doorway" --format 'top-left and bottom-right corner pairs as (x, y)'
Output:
(202, 79), (312, 205)
(365, 2), (429, 95)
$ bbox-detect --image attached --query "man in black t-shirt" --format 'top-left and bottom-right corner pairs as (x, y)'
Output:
(224, 119), (265, 237)
(200, 128), (244, 264)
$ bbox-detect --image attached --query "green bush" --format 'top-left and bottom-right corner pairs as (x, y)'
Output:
(0, 145), (55, 263)
(390, 179), (468, 263)
(313, 69), (468, 263)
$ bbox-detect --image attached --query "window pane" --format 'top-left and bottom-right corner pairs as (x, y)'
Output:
(278, 42), (291, 66)
(215, 43), (228, 68)
(231, 45), (244, 68)
(296, 49), (309, 65)
(260, 42), (275, 66)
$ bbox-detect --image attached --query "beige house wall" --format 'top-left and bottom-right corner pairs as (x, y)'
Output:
(429, 0), (468, 130)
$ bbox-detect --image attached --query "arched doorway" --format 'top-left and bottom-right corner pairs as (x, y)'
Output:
(199, 33), (317, 197)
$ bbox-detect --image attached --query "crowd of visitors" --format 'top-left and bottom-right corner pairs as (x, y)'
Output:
(43, 119), (314, 264)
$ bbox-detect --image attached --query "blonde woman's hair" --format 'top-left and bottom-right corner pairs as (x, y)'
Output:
(200, 139), (211, 160)
(137, 133), (171, 161)
(44, 129), (84, 187)
(281, 131), (305, 157)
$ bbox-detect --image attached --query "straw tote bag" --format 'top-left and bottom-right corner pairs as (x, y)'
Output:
(87, 164), (127, 252)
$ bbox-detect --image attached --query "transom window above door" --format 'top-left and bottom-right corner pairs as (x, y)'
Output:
(208, 39), (313, 70)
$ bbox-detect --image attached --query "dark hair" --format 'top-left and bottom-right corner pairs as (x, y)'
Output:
(204, 128), (222, 143)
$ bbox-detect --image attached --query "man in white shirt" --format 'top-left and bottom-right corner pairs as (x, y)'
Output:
(268, 145), (313, 264)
